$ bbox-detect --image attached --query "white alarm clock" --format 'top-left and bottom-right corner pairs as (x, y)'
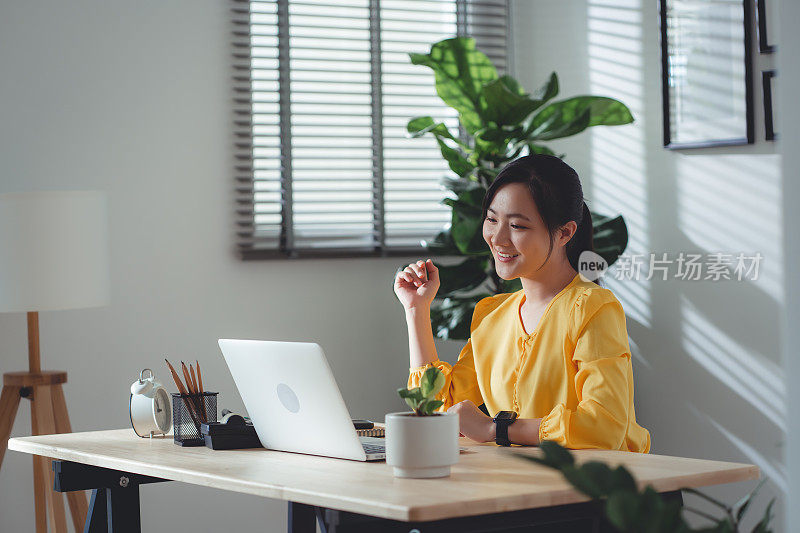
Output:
(129, 368), (172, 438)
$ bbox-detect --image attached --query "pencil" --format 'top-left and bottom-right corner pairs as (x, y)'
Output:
(196, 360), (204, 395)
(196, 360), (208, 422)
(165, 359), (201, 428)
(190, 363), (207, 421)
(181, 361), (204, 421)
(181, 361), (194, 394)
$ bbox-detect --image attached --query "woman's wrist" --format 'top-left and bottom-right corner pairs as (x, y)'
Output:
(507, 418), (541, 446)
(404, 305), (431, 318)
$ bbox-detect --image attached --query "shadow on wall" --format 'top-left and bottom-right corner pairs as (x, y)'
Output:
(580, 0), (785, 529)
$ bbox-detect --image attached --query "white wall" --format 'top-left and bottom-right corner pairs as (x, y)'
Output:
(0, 2), (453, 531)
(777, 0), (800, 529)
(512, 0), (785, 529)
(0, 0), (794, 532)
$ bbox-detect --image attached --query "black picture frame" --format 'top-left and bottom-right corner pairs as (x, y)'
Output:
(659, 0), (754, 149)
(762, 70), (777, 141)
(756, 0), (776, 54)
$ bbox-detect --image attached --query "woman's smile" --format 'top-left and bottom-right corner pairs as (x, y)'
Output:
(495, 250), (520, 262)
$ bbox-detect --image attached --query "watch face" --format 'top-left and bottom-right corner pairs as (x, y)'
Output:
(495, 411), (517, 421)
(153, 388), (172, 432)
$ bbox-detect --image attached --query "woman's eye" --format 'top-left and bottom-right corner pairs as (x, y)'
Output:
(485, 217), (497, 223)
(511, 224), (528, 230)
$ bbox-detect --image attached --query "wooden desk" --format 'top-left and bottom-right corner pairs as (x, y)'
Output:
(8, 429), (758, 532)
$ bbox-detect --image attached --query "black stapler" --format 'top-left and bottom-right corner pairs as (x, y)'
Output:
(201, 410), (263, 450)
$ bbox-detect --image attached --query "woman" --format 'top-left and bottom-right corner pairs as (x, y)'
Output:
(393, 154), (650, 452)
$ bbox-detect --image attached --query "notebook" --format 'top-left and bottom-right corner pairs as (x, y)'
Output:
(356, 423), (385, 438)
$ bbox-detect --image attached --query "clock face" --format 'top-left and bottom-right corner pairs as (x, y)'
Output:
(153, 388), (172, 432)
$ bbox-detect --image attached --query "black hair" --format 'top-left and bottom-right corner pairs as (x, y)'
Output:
(481, 154), (593, 272)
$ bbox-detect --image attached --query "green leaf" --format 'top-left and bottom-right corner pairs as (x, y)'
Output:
(436, 138), (475, 177)
(397, 387), (423, 404)
(440, 176), (485, 195)
(527, 96), (634, 141)
(480, 78), (545, 127)
(420, 399), (444, 415)
(444, 194), (488, 255)
(409, 38), (498, 134)
(533, 72), (559, 102)
(578, 462), (615, 497)
(752, 498), (775, 533)
(656, 499), (687, 533)
(420, 367), (445, 398)
(538, 440), (575, 468)
(592, 212), (628, 267)
(498, 74), (527, 96)
(640, 486), (665, 521)
(407, 116), (461, 143)
(526, 143), (557, 156)
(402, 397), (419, 411)
(605, 490), (640, 531)
(562, 464), (606, 499)
(430, 295), (487, 340)
(436, 257), (489, 295)
(609, 465), (638, 493)
(734, 478), (765, 522)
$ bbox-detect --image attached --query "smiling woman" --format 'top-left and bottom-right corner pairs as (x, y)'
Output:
(394, 155), (650, 452)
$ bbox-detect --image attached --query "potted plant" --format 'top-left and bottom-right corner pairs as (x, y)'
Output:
(385, 367), (459, 478)
(521, 441), (775, 532)
(404, 37), (633, 340)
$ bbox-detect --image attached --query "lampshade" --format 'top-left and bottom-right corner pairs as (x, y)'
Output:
(0, 191), (110, 312)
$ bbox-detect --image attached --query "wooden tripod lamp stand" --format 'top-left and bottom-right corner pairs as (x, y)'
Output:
(0, 191), (109, 532)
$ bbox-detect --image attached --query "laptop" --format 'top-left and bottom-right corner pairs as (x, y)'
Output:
(218, 339), (386, 461)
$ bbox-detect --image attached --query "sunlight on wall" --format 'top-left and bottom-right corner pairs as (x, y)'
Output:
(689, 405), (787, 493)
(676, 155), (783, 302)
(681, 296), (785, 429)
(586, 0), (651, 327)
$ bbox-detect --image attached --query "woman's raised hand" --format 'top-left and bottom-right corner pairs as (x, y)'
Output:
(394, 259), (440, 310)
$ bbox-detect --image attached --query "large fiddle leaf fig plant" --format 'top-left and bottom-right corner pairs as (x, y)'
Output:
(405, 37), (631, 340)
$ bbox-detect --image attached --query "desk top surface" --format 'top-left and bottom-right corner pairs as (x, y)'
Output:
(9, 429), (758, 522)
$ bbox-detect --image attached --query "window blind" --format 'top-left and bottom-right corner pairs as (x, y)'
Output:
(232, 0), (510, 258)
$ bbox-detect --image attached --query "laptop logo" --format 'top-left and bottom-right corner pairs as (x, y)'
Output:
(276, 383), (300, 413)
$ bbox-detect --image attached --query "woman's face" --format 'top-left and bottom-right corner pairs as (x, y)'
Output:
(482, 182), (555, 281)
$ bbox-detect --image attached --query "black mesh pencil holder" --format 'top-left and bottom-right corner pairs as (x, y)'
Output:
(171, 392), (218, 446)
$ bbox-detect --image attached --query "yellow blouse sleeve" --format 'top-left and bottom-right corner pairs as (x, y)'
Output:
(538, 289), (642, 450)
(407, 339), (483, 411)
(407, 296), (500, 410)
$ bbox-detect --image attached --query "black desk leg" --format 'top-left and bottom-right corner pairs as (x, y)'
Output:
(52, 461), (167, 533)
(84, 489), (107, 533)
(107, 486), (141, 532)
(288, 502), (320, 533)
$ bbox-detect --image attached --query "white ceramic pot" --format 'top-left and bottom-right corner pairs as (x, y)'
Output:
(385, 411), (459, 478)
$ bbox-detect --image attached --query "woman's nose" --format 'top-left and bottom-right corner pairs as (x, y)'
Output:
(492, 225), (511, 245)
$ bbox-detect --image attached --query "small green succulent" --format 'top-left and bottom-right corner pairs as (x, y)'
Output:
(398, 367), (445, 416)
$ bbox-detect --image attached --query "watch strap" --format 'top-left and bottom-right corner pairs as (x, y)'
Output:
(493, 411), (518, 446)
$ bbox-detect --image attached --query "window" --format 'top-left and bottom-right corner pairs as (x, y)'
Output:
(232, 0), (510, 258)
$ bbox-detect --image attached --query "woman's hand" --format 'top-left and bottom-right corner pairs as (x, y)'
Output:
(448, 400), (495, 443)
(394, 259), (440, 311)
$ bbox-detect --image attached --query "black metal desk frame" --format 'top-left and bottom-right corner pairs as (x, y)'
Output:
(52, 460), (683, 533)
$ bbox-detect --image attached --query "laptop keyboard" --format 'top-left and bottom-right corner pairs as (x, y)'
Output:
(362, 442), (385, 454)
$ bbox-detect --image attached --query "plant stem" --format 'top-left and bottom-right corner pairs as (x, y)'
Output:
(682, 488), (731, 511)
(683, 506), (721, 524)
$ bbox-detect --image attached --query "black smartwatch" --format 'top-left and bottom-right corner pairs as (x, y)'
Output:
(493, 411), (518, 446)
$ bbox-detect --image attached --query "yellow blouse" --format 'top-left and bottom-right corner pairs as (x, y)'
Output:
(409, 275), (650, 452)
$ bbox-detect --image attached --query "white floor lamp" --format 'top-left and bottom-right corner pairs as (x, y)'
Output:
(0, 191), (110, 532)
